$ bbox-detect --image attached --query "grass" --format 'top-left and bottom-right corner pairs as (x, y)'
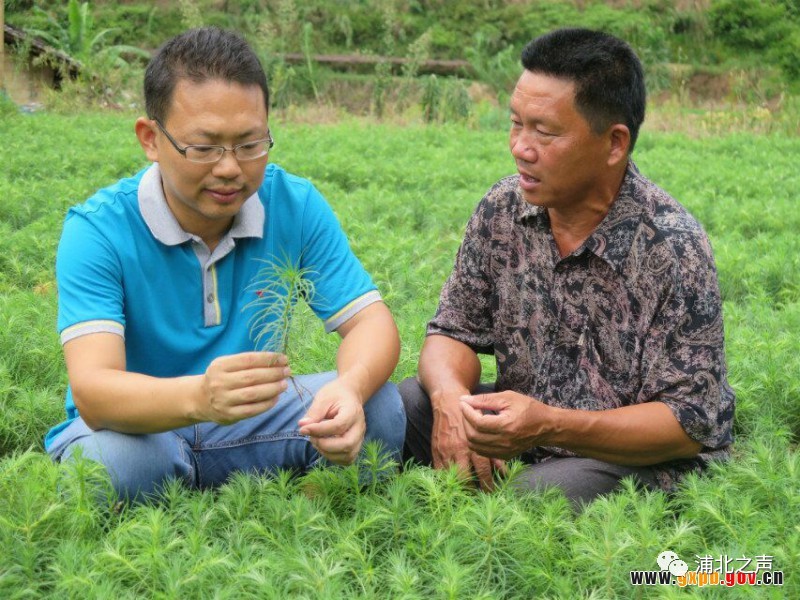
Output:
(0, 109), (798, 597)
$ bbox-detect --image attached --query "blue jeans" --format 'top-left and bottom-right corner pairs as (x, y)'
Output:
(47, 372), (405, 501)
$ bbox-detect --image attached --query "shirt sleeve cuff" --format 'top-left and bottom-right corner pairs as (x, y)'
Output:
(323, 290), (382, 333)
(60, 320), (125, 345)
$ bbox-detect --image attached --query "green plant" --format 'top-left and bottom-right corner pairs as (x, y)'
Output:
(21, 0), (149, 110)
(421, 74), (441, 123)
(465, 34), (520, 103)
(397, 30), (433, 112)
(372, 1), (397, 119)
(709, 0), (789, 50)
(244, 254), (318, 404)
(178, 0), (203, 30)
(25, 0), (149, 67)
(2, 113), (800, 597)
(301, 22), (321, 104)
(441, 79), (472, 124)
(0, 92), (18, 119)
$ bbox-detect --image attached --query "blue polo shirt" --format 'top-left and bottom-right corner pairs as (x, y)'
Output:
(46, 163), (380, 448)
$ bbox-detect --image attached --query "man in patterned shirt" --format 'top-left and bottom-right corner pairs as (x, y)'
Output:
(401, 28), (735, 507)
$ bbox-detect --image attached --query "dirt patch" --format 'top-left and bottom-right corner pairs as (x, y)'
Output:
(685, 71), (731, 101)
(654, 68), (732, 103)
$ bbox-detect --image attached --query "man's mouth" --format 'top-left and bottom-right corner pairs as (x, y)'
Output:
(207, 188), (241, 203)
(518, 172), (540, 190)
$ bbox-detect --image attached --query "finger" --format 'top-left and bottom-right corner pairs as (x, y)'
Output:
(300, 397), (337, 425)
(460, 405), (483, 444)
(305, 426), (363, 465)
(461, 393), (506, 413)
(224, 366), (292, 390)
(312, 428), (363, 455)
(471, 453), (495, 491)
(298, 405), (341, 434)
(215, 396), (280, 424)
(228, 379), (289, 407)
(491, 458), (508, 475)
(460, 401), (502, 435)
(300, 407), (358, 437)
(320, 449), (359, 466)
(464, 434), (500, 458)
(215, 352), (288, 371)
(432, 446), (471, 475)
(300, 419), (347, 438)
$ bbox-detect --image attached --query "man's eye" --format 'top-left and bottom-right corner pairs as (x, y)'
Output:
(190, 146), (217, 155)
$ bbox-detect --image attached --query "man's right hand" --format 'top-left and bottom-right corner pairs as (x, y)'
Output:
(431, 392), (502, 490)
(197, 352), (290, 425)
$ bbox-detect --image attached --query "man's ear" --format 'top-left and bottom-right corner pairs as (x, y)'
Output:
(607, 124), (631, 167)
(134, 117), (159, 162)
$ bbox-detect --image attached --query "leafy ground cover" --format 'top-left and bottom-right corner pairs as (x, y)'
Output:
(0, 111), (798, 597)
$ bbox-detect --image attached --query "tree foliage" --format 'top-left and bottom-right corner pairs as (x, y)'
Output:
(24, 0), (149, 67)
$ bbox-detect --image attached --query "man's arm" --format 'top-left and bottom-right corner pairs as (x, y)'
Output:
(297, 301), (400, 464)
(416, 334), (503, 488)
(65, 332), (290, 433)
(461, 391), (702, 465)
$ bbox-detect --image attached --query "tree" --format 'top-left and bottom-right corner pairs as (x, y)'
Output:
(25, 0), (149, 68)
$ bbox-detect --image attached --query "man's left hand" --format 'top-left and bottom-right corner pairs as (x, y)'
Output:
(298, 379), (366, 465)
(460, 391), (555, 460)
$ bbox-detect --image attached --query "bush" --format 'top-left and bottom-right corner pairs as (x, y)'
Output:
(0, 92), (19, 119)
(709, 0), (789, 50)
(709, 0), (800, 80)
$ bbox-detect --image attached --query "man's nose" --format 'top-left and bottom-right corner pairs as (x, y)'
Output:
(212, 149), (243, 178)
(510, 134), (536, 162)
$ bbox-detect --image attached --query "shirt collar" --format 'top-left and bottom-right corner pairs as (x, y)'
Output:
(514, 187), (546, 224)
(512, 161), (645, 272)
(581, 162), (646, 273)
(138, 163), (264, 246)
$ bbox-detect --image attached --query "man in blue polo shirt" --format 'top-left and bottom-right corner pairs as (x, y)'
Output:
(45, 27), (405, 501)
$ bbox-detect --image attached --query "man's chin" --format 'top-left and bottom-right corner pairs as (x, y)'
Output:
(519, 189), (547, 207)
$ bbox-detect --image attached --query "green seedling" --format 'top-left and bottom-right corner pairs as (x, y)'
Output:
(244, 254), (318, 406)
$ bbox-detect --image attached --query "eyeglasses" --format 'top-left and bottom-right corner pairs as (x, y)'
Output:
(154, 119), (274, 164)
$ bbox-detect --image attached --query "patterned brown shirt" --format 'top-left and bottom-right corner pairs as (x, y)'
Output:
(428, 163), (735, 490)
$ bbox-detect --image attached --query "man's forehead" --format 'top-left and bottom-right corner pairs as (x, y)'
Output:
(171, 76), (265, 98)
(510, 71), (576, 109)
(163, 78), (268, 124)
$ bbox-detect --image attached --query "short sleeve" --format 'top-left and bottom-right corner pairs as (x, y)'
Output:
(56, 209), (126, 343)
(297, 184), (380, 332)
(427, 198), (494, 354)
(637, 234), (735, 450)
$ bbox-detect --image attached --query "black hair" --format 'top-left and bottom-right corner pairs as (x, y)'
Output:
(144, 27), (269, 122)
(521, 28), (646, 152)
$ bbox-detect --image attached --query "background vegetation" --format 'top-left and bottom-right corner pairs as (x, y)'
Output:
(0, 109), (798, 597)
(5, 0), (800, 121)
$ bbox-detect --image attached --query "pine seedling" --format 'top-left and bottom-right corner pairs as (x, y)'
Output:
(244, 254), (318, 406)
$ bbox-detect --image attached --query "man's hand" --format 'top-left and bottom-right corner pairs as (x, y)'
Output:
(198, 352), (290, 425)
(297, 379), (366, 465)
(432, 392), (505, 490)
(460, 390), (554, 459)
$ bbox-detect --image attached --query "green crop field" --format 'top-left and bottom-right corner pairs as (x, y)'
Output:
(1, 111), (798, 598)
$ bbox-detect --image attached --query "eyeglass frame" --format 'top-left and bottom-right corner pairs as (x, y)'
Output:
(153, 119), (274, 164)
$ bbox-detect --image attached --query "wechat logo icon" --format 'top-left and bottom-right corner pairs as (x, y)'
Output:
(657, 550), (689, 577)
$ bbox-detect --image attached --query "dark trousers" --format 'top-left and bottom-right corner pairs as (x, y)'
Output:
(400, 377), (659, 509)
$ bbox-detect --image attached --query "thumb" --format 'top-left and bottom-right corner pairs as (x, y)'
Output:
(298, 397), (330, 426)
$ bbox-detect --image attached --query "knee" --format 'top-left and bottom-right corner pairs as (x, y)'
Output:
(363, 382), (406, 459)
(398, 377), (431, 427)
(62, 430), (191, 502)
